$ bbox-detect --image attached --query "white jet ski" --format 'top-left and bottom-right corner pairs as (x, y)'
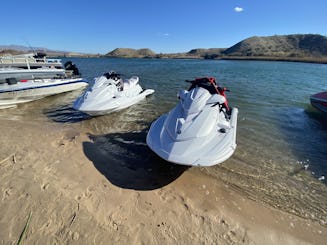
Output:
(73, 71), (154, 116)
(146, 77), (238, 167)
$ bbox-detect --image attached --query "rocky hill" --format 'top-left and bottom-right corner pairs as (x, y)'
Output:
(105, 48), (156, 58)
(186, 48), (225, 59)
(223, 34), (327, 58)
(153, 48), (225, 59)
(103, 34), (327, 62)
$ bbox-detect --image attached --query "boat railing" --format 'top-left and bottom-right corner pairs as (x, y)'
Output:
(0, 55), (62, 69)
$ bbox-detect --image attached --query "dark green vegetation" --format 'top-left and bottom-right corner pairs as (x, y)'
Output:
(1, 34), (327, 63)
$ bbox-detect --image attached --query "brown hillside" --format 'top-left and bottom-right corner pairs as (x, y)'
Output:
(105, 48), (156, 58)
(223, 34), (327, 57)
(187, 48), (225, 58)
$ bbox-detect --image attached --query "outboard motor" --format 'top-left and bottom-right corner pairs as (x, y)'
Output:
(6, 77), (18, 85)
(64, 61), (81, 76)
(33, 52), (47, 62)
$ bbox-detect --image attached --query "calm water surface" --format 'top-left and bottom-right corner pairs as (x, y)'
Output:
(1, 58), (327, 225)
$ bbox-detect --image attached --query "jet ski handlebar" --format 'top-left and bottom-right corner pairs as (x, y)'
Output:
(185, 78), (230, 94)
(104, 72), (121, 81)
(219, 87), (230, 92)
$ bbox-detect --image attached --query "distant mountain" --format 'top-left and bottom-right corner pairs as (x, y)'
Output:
(105, 48), (156, 58)
(223, 34), (327, 58)
(0, 45), (98, 58)
(0, 45), (42, 52)
(2, 34), (327, 63)
(104, 48), (226, 59)
(0, 49), (25, 56)
(103, 34), (327, 62)
(0, 44), (65, 53)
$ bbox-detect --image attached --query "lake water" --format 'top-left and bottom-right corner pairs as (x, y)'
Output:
(1, 58), (327, 225)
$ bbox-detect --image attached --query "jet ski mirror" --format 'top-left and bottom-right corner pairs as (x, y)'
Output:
(206, 94), (226, 105)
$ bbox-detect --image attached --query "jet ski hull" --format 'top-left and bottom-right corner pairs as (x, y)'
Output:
(75, 88), (154, 116)
(147, 107), (238, 167)
(73, 73), (155, 116)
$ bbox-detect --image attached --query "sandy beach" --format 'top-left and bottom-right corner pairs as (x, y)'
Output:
(0, 117), (326, 244)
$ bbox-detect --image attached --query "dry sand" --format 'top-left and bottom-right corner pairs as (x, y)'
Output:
(0, 118), (326, 244)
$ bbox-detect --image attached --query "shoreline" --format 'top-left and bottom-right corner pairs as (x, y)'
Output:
(55, 55), (327, 65)
(0, 118), (326, 244)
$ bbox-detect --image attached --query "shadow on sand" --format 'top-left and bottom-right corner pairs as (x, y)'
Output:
(44, 104), (91, 123)
(83, 129), (189, 190)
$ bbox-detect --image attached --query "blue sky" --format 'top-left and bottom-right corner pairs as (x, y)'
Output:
(1, 0), (326, 54)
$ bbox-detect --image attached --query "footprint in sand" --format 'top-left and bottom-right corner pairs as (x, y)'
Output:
(2, 187), (13, 200)
(158, 189), (175, 202)
(106, 216), (120, 231)
(84, 186), (96, 198)
(43, 165), (56, 175)
(75, 186), (96, 201)
(72, 231), (80, 240)
(39, 219), (53, 232)
(158, 189), (192, 212)
(75, 195), (82, 201)
(54, 132), (80, 147)
(41, 183), (50, 191)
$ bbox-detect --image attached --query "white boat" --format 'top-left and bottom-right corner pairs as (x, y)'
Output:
(0, 77), (88, 109)
(73, 71), (155, 116)
(0, 53), (80, 81)
(146, 77), (238, 167)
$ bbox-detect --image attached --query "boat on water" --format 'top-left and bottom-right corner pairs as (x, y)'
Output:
(310, 91), (327, 114)
(0, 77), (88, 109)
(0, 52), (87, 109)
(0, 53), (80, 81)
(73, 71), (155, 116)
(146, 77), (238, 167)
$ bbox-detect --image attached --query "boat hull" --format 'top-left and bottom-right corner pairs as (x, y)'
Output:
(310, 91), (327, 114)
(0, 78), (88, 109)
(0, 68), (66, 81)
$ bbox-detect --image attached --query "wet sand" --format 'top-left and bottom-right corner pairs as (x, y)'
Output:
(0, 118), (326, 244)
